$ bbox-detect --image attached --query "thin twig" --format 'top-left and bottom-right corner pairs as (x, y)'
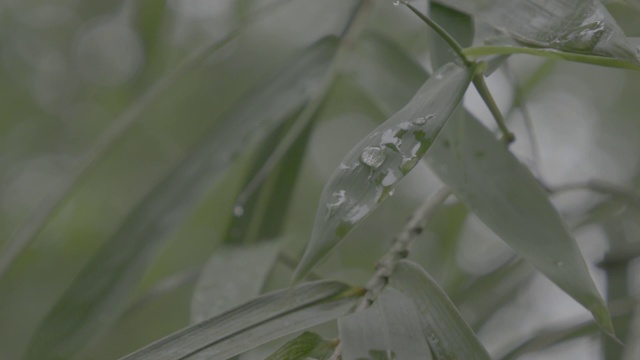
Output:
(399, 1), (514, 145)
(472, 75), (515, 144)
(400, 1), (472, 67)
(329, 187), (452, 359)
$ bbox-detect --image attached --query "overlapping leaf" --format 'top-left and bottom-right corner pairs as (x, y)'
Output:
(338, 289), (431, 360)
(190, 241), (282, 323)
(293, 62), (474, 282)
(439, 0), (640, 67)
(24, 37), (339, 360)
(391, 260), (491, 360)
(119, 281), (363, 360)
(425, 110), (614, 334)
(265, 332), (337, 360)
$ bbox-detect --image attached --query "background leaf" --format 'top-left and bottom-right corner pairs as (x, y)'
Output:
(391, 260), (491, 360)
(425, 110), (614, 334)
(265, 332), (337, 360)
(338, 288), (432, 360)
(190, 241), (282, 323)
(120, 281), (362, 360)
(23, 37), (339, 360)
(429, 1), (475, 70)
(293, 62), (474, 282)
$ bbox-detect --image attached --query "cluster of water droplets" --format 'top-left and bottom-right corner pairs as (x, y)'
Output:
(323, 112), (439, 238)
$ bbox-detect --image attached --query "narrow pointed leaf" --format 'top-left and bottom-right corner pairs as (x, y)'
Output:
(426, 111), (614, 334)
(224, 116), (314, 244)
(191, 241), (282, 323)
(24, 37), (340, 360)
(339, 289), (432, 360)
(119, 281), (363, 360)
(293, 62), (474, 282)
(265, 332), (338, 360)
(391, 260), (491, 360)
(439, 0), (639, 64)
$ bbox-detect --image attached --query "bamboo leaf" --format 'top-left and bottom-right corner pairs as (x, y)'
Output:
(119, 281), (363, 360)
(426, 110), (614, 334)
(224, 115), (313, 244)
(265, 332), (338, 360)
(391, 260), (491, 360)
(190, 241), (282, 323)
(293, 62), (474, 283)
(338, 289), (432, 360)
(23, 37), (340, 360)
(439, 0), (639, 64)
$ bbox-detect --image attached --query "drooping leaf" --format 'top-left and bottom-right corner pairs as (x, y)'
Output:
(24, 37), (340, 360)
(430, 1), (475, 70)
(339, 289), (432, 360)
(391, 260), (491, 360)
(425, 110), (614, 334)
(190, 241), (282, 323)
(293, 62), (474, 283)
(119, 281), (363, 360)
(440, 0), (639, 64)
(265, 331), (338, 360)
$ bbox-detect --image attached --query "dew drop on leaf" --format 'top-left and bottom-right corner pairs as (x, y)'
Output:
(412, 114), (434, 126)
(360, 146), (386, 168)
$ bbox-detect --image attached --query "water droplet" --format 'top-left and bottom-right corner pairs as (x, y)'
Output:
(338, 162), (350, 171)
(555, 261), (564, 267)
(233, 205), (244, 217)
(412, 114), (434, 126)
(360, 146), (386, 168)
(393, 0), (400, 5)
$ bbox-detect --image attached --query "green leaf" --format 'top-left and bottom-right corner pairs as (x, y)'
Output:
(425, 110), (614, 334)
(430, 1), (474, 70)
(23, 37), (340, 360)
(452, 259), (534, 330)
(391, 260), (491, 360)
(347, 31), (428, 115)
(119, 281), (363, 360)
(265, 332), (338, 360)
(293, 62), (474, 283)
(190, 241), (282, 323)
(338, 289), (431, 360)
(440, 0), (639, 64)
(224, 115), (313, 244)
